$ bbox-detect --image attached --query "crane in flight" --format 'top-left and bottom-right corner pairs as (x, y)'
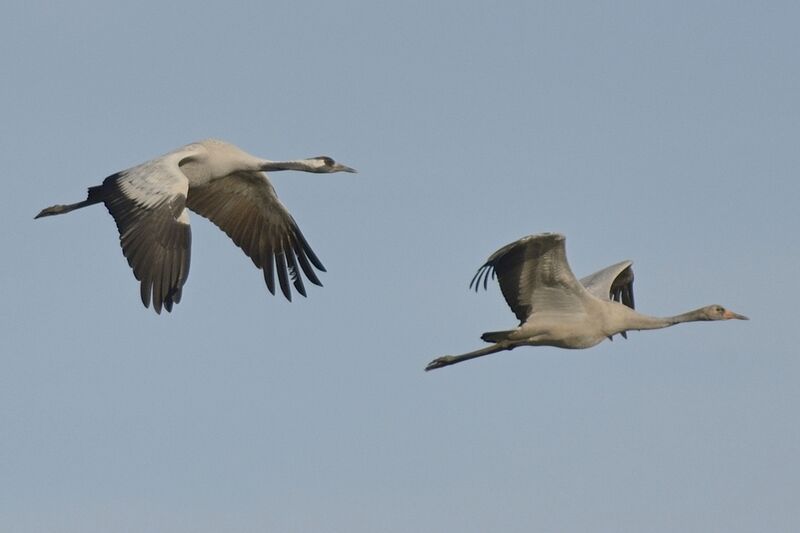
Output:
(425, 233), (748, 371)
(36, 139), (356, 313)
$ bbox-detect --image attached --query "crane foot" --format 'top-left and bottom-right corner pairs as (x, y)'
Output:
(425, 356), (454, 371)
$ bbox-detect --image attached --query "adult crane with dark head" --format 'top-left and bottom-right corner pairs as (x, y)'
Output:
(425, 233), (748, 371)
(36, 139), (357, 313)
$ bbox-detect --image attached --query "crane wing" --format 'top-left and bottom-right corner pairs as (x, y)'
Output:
(470, 233), (591, 322)
(579, 260), (635, 309)
(97, 152), (193, 314)
(185, 171), (325, 301)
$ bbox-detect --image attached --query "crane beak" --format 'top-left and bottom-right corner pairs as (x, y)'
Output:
(723, 309), (749, 320)
(334, 163), (357, 173)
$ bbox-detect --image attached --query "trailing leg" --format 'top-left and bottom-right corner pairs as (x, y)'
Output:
(425, 341), (513, 371)
(35, 185), (104, 219)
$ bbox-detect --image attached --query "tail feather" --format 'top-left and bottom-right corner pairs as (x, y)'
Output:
(35, 185), (105, 219)
(480, 330), (513, 343)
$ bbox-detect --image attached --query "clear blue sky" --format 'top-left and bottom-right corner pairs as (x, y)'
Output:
(2, 1), (798, 532)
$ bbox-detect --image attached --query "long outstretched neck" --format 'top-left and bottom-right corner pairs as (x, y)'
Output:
(622, 307), (709, 332)
(260, 159), (320, 172)
(425, 342), (511, 371)
(664, 307), (713, 325)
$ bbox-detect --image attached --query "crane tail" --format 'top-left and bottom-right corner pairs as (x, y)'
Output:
(425, 341), (513, 371)
(480, 330), (514, 343)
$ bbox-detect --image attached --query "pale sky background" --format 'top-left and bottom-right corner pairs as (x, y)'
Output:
(1, 1), (798, 532)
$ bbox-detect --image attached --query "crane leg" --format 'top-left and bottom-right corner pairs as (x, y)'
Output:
(425, 342), (513, 371)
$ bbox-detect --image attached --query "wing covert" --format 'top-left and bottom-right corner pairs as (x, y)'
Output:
(470, 233), (590, 322)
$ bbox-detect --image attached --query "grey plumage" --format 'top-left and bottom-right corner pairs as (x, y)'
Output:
(35, 139), (356, 313)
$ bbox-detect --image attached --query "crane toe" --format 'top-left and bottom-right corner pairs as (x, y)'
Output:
(425, 356), (454, 371)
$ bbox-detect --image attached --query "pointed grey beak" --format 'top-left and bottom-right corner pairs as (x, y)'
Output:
(334, 163), (357, 173)
(723, 310), (749, 320)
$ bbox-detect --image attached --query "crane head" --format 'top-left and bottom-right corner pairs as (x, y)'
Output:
(308, 156), (357, 174)
(702, 305), (749, 321)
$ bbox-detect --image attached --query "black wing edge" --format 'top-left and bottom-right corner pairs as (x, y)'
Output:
(262, 222), (326, 302)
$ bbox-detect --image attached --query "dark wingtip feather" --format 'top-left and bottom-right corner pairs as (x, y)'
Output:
(469, 265), (485, 291)
(264, 252), (276, 295)
(286, 251), (307, 298)
(140, 279), (152, 309)
(295, 246), (323, 287)
(294, 280), (307, 297)
(275, 252), (292, 301)
(293, 224), (326, 272)
(469, 264), (494, 292)
(150, 275), (163, 314)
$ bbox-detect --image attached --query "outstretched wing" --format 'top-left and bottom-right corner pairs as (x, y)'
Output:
(98, 151), (194, 314)
(470, 233), (592, 323)
(579, 260), (635, 339)
(185, 171), (325, 301)
(579, 260), (635, 309)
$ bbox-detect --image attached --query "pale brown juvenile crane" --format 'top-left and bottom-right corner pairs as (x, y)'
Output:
(425, 233), (748, 371)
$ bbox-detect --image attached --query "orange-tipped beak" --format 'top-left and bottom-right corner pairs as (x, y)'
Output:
(723, 309), (749, 320)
